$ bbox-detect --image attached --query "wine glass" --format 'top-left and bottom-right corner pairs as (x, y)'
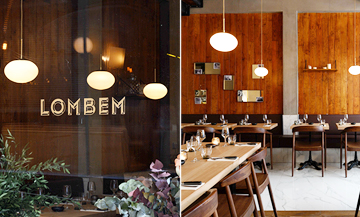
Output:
(303, 114), (308, 123)
(88, 181), (96, 198)
(36, 188), (44, 196)
(63, 185), (72, 199)
(191, 137), (201, 162)
(317, 114), (322, 123)
(110, 180), (119, 195)
(196, 129), (206, 143)
(344, 114), (349, 123)
(221, 127), (230, 146)
(203, 114), (208, 123)
(244, 114), (249, 123)
(220, 115), (225, 124)
(263, 114), (268, 123)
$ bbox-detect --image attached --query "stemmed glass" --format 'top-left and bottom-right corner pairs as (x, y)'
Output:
(203, 114), (208, 123)
(317, 114), (322, 123)
(88, 181), (96, 198)
(191, 136), (201, 162)
(110, 180), (119, 195)
(63, 185), (72, 199)
(221, 127), (230, 146)
(220, 115), (225, 124)
(344, 114), (349, 123)
(244, 114), (249, 124)
(196, 129), (206, 144)
(303, 114), (308, 123)
(263, 114), (268, 123)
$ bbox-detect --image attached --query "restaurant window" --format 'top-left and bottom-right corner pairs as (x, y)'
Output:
(0, 0), (180, 215)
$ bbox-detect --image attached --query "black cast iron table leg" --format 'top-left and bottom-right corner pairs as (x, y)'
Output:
(344, 132), (360, 170)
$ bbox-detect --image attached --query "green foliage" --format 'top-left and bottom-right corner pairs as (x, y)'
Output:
(0, 130), (72, 217)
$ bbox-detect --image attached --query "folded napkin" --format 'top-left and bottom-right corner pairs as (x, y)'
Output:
(207, 156), (238, 161)
(181, 182), (205, 190)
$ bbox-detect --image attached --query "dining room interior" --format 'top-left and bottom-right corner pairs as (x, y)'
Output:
(0, 0), (180, 216)
(181, 0), (360, 216)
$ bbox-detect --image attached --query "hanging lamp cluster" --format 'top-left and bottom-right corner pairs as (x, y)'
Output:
(254, 0), (268, 77)
(349, 0), (360, 75)
(209, 0), (238, 52)
(4, 0), (38, 83)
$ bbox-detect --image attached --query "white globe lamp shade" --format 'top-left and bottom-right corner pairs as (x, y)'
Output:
(4, 59), (38, 83)
(349, 65), (360, 75)
(143, 83), (168, 100)
(74, 37), (93, 53)
(210, 32), (238, 52)
(254, 66), (268, 77)
(87, 70), (115, 90)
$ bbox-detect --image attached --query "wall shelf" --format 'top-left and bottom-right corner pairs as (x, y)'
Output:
(303, 69), (338, 72)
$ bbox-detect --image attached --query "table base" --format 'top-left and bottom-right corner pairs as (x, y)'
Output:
(298, 151), (322, 171)
(344, 152), (360, 170)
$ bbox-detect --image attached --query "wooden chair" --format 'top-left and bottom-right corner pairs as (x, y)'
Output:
(182, 126), (218, 144)
(217, 162), (259, 217)
(340, 126), (360, 178)
(182, 189), (219, 217)
(235, 147), (277, 217)
(292, 126), (326, 177)
(233, 127), (273, 169)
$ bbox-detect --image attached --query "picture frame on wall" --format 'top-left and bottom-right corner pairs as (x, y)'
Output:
(194, 69), (203, 74)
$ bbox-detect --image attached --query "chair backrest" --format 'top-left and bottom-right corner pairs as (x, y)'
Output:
(220, 162), (251, 187)
(247, 147), (267, 163)
(233, 127), (266, 134)
(182, 189), (218, 217)
(342, 126), (360, 133)
(292, 125), (324, 133)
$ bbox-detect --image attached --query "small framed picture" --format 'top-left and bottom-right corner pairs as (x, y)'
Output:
(224, 75), (233, 81)
(194, 69), (203, 74)
(213, 62), (220, 69)
(195, 97), (202, 104)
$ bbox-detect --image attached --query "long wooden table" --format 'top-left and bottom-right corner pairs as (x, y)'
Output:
(181, 142), (261, 212)
(232, 122), (278, 130)
(41, 204), (116, 216)
(336, 123), (360, 131)
(181, 123), (238, 130)
(290, 122), (329, 130)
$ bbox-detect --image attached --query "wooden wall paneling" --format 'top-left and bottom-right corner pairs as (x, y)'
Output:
(355, 14), (360, 114)
(315, 13), (323, 114)
(321, 13), (329, 115)
(328, 13), (336, 114)
(182, 13), (283, 114)
(347, 13), (354, 114)
(264, 13), (273, 114)
(298, 14), (304, 114)
(339, 13), (348, 114)
(273, 12), (283, 114)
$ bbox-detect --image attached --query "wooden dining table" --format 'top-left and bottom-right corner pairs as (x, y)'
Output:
(181, 122), (238, 130)
(180, 142), (261, 212)
(290, 122), (330, 130)
(335, 123), (360, 170)
(232, 122), (278, 130)
(41, 204), (116, 216)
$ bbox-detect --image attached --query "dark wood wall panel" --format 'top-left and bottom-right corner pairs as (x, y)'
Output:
(298, 13), (360, 115)
(181, 13), (283, 115)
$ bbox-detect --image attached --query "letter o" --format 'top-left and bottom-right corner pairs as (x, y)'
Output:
(51, 98), (66, 116)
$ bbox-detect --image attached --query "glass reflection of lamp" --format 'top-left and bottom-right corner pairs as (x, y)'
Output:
(87, 54), (115, 90)
(73, 37), (93, 54)
(143, 69), (168, 100)
(349, 0), (360, 75)
(4, 0), (38, 83)
(209, 0), (238, 52)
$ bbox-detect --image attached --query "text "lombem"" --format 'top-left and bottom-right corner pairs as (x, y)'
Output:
(40, 97), (125, 116)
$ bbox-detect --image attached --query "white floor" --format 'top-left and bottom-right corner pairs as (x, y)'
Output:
(260, 163), (360, 211)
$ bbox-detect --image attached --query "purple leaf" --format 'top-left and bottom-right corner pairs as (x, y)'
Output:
(158, 172), (171, 178)
(156, 191), (169, 199)
(150, 173), (160, 181)
(150, 159), (164, 172)
(155, 179), (169, 191)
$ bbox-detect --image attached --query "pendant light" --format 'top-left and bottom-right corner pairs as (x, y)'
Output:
(349, 0), (360, 75)
(209, 0), (238, 52)
(4, 0), (38, 83)
(143, 1), (167, 100)
(254, 0), (268, 77)
(87, 54), (115, 90)
(143, 69), (168, 100)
